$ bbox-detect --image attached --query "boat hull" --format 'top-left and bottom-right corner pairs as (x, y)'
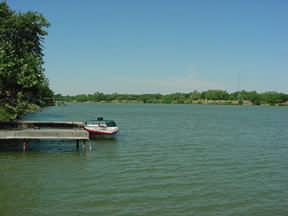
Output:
(84, 126), (119, 139)
(84, 128), (118, 135)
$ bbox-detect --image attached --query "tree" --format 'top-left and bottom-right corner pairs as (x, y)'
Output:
(248, 91), (261, 105)
(201, 90), (230, 100)
(260, 91), (287, 105)
(0, 2), (52, 118)
(190, 90), (201, 100)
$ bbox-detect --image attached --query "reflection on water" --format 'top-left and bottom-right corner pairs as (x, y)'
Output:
(88, 138), (118, 153)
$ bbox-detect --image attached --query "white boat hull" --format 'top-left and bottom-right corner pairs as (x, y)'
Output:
(84, 126), (119, 135)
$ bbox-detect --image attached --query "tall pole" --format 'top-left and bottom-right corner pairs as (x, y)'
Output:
(237, 72), (242, 104)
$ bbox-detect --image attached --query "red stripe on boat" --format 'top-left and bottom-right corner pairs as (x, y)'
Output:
(85, 128), (117, 135)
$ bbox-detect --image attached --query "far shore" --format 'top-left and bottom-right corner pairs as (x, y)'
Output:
(58, 99), (288, 106)
(55, 90), (288, 107)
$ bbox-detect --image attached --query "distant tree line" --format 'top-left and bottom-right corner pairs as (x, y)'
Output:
(55, 90), (288, 106)
(0, 2), (54, 119)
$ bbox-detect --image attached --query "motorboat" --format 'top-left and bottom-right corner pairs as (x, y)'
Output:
(84, 117), (119, 136)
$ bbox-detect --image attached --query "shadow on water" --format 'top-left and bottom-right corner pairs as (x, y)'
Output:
(0, 137), (119, 153)
(0, 140), (23, 152)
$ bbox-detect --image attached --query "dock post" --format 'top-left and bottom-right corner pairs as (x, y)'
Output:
(23, 140), (27, 152)
(76, 140), (79, 150)
(82, 140), (86, 152)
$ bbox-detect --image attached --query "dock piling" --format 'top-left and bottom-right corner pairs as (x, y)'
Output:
(23, 140), (27, 152)
(76, 140), (79, 150)
(82, 140), (86, 152)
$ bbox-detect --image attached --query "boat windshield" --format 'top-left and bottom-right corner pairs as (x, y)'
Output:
(106, 121), (117, 127)
(86, 120), (116, 127)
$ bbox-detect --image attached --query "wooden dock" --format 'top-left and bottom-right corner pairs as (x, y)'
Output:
(0, 121), (89, 151)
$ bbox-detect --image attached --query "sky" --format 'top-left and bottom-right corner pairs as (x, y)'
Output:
(8, 0), (288, 95)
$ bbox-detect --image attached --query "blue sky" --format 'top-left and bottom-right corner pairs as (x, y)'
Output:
(8, 0), (288, 94)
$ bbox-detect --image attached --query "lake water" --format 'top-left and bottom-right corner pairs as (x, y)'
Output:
(0, 103), (287, 215)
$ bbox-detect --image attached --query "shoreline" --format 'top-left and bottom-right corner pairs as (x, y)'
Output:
(2, 99), (287, 120)
(60, 100), (288, 106)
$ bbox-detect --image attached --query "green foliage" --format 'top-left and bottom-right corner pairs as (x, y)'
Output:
(201, 90), (230, 100)
(0, 107), (13, 120)
(260, 91), (286, 105)
(0, 2), (53, 119)
(190, 90), (201, 100)
(238, 98), (243, 105)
